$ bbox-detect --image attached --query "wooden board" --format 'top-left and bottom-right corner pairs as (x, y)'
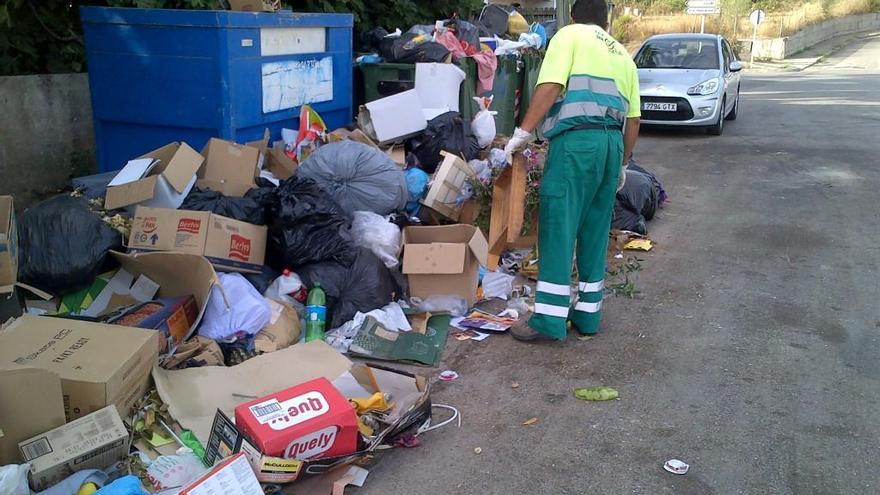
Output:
(486, 153), (536, 269)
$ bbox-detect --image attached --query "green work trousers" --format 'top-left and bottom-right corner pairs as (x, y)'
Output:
(528, 128), (623, 340)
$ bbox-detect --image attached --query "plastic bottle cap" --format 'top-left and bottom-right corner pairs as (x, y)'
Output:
(313, 281), (322, 288)
(282, 269), (291, 276)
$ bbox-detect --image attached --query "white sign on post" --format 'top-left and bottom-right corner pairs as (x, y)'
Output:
(686, 0), (719, 32)
(750, 9), (766, 25)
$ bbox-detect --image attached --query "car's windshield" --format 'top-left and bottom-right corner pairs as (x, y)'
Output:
(635, 39), (720, 70)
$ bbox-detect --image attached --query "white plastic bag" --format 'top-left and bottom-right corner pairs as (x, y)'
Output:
(199, 272), (272, 341)
(350, 211), (402, 268)
(264, 269), (305, 307)
(471, 96), (498, 148)
(482, 270), (515, 300)
(0, 464), (30, 495)
(412, 295), (469, 316)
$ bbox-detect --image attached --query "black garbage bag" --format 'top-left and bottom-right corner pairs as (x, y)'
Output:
(181, 188), (266, 225)
(479, 4), (512, 36)
(380, 33), (450, 63)
(297, 248), (400, 329)
(409, 111), (481, 173)
(297, 140), (408, 216)
(18, 195), (123, 293)
(361, 27), (390, 52)
(265, 177), (356, 269)
(612, 168), (660, 235)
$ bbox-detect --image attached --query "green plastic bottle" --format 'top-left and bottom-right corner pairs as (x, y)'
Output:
(305, 282), (327, 342)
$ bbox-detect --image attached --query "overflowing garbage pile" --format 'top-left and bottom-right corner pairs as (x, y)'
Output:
(0, 6), (667, 495)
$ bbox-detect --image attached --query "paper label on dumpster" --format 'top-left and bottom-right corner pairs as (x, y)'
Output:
(260, 27), (326, 56)
(262, 57), (333, 113)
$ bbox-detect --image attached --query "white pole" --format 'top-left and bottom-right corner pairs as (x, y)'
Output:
(700, 15), (706, 33)
(749, 21), (758, 66)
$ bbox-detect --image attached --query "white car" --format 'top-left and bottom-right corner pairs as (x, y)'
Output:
(634, 33), (742, 135)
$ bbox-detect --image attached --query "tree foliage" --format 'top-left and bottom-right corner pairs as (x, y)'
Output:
(0, 0), (481, 75)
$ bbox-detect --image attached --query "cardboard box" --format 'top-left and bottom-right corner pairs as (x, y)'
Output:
(421, 151), (475, 221)
(109, 251), (219, 352)
(129, 206), (267, 273)
(402, 224), (489, 308)
(0, 196), (18, 292)
(105, 142), (204, 210)
(0, 367), (66, 465)
(363, 89), (428, 143)
(246, 130), (297, 181)
(198, 138), (262, 197)
(234, 378), (359, 461)
(18, 405), (129, 491)
(0, 315), (158, 421)
(180, 452), (262, 495)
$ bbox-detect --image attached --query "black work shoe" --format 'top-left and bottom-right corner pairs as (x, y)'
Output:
(510, 323), (558, 342)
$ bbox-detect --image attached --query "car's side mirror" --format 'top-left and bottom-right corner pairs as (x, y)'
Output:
(729, 61), (744, 72)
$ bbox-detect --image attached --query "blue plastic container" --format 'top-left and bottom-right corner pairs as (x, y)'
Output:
(81, 7), (353, 172)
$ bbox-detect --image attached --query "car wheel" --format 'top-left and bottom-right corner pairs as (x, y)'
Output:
(707, 98), (725, 135)
(726, 87), (740, 121)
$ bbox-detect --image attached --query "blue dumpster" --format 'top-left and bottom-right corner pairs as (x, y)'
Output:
(80, 7), (353, 172)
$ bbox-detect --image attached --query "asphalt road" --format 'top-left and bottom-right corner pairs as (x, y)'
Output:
(356, 34), (880, 495)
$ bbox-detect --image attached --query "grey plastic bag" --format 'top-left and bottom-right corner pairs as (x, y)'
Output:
(297, 140), (408, 216)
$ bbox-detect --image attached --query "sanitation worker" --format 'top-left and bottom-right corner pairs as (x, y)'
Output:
(504, 0), (641, 342)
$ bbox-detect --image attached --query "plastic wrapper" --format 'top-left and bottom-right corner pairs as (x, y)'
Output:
(199, 273), (272, 341)
(411, 295), (469, 317)
(297, 140), (408, 216)
(0, 464), (29, 495)
(264, 177), (356, 269)
(181, 188), (265, 225)
(350, 211), (402, 268)
(297, 248), (400, 329)
(471, 96), (498, 148)
(18, 195), (123, 294)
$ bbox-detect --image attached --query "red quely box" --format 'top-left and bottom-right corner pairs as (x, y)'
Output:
(234, 377), (358, 461)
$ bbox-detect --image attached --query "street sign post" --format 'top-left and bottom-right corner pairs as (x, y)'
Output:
(686, 0), (719, 33)
(749, 9), (766, 66)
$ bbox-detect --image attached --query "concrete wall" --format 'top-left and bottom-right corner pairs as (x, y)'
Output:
(753, 12), (880, 60)
(0, 73), (95, 208)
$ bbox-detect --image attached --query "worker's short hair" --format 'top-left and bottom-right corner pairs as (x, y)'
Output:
(571, 0), (609, 28)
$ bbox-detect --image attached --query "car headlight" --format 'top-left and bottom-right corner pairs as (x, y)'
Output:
(687, 78), (721, 96)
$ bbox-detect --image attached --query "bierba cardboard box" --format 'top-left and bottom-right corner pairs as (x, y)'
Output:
(18, 405), (129, 491)
(234, 377), (358, 461)
(198, 138), (262, 197)
(105, 142), (204, 210)
(129, 206), (267, 273)
(402, 224), (489, 308)
(0, 315), (157, 421)
(0, 367), (66, 466)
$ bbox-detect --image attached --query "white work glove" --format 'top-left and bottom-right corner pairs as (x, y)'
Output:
(504, 127), (536, 164)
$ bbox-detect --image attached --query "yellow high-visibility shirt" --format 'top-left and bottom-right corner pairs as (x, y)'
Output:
(536, 23), (641, 138)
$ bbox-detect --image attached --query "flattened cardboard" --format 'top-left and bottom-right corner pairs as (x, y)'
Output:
(19, 405), (129, 491)
(153, 341), (352, 443)
(0, 315), (158, 421)
(180, 452), (262, 495)
(0, 367), (65, 466)
(0, 196), (18, 293)
(402, 225), (489, 308)
(199, 138), (262, 197)
(364, 89), (427, 143)
(105, 143), (204, 210)
(129, 207), (267, 273)
(110, 251), (219, 349)
(348, 313), (451, 366)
